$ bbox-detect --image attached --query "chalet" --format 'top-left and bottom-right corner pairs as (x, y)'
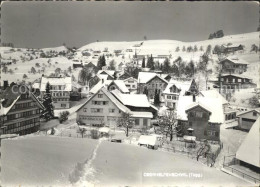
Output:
(220, 57), (248, 74)
(39, 75), (72, 109)
(76, 87), (155, 129)
(138, 72), (169, 100)
(236, 109), (260, 131)
(82, 50), (91, 56)
(177, 95), (224, 142)
(163, 79), (199, 109)
(89, 80), (129, 94)
(0, 83), (44, 135)
(218, 74), (256, 94)
(73, 63), (83, 69)
(84, 62), (98, 73)
(221, 44), (244, 54)
(123, 77), (138, 92)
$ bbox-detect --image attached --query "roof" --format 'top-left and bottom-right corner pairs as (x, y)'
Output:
(97, 70), (115, 77)
(199, 90), (228, 105)
(131, 111), (153, 118)
(236, 109), (260, 117)
(77, 87), (131, 113)
(111, 89), (151, 108)
(221, 74), (252, 80)
(164, 79), (192, 96)
(221, 56), (249, 65)
(0, 84), (44, 116)
(138, 135), (158, 146)
(176, 96), (224, 123)
(40, 76), (72, 92)
(236, 117), (260, 167)
(89, 80), (129, 94)
(123, 77), (138, 82)
(138, 72), (168, 84)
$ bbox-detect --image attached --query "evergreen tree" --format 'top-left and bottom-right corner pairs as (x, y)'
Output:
(108, 60), (116, 70)
(175, 46), (180, 52)
(101, 55), (106, 67)
(142, 57), (146, 68)
(147, 54), (155, 70)
(97, 56), (103, 70)
(251, 44), (258, 53)
(154, 89), (160, 106)
(41, 82), (54, 121)
(182, 46), (186, 52)
(162, 58), (170, 73)
(31, 67), (36, 74)
(194, 45), (198, 52)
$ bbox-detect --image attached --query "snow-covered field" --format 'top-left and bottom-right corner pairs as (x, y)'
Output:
(1, 135), (250, 186)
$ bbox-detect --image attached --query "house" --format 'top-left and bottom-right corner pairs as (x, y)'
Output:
(118, 62), (125, 71)
(163, 79), (199, 109)
(118, 72), (132, 80)
(220, 57), (248, 74)
(0, 83), (44, 135)
(39, 75), (72, 109)
(122, 77), (138, 92)
(235, 117), (260, 174)
(89, 80), (129, 94)
(138, 72), (168, 100)
(236, 109), (260, 131)
(221, 44), (244, 54)
(111, 89), (158, 117)
(76, 87), (154, 129)
(218, 74), (256, 95)
(177, 95), (224, 142)
(73, 62), (83, 69)
(84, 62), (98, 73)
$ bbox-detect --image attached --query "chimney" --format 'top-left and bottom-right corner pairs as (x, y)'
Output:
(3, 81), (9, 90)
(193, 94), (196, 102)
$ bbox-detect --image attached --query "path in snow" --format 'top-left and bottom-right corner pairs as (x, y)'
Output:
(69, 138), (104, 186)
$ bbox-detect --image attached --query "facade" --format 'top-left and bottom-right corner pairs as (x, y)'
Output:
(138, 72), (168, 100)
(218, 74), (256, 95)
(222, 44), (244, 54)
(177, 96), (224, 142)
(236, 109), (260, 131)
(123, 77), (138, 92)
(0, 84), (44, 135)
(39, 76), (72, 109)
(220, 57), (248, 74)
(76, 87), (154, 129)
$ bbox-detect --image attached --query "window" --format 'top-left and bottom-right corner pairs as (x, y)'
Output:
(119, 110), (121, 113)
(238, 79), (241, 83)
(167, 95), (171, 99)
(103, 101), (108, 105)
(61, 104), (66, 107)
(91, 108), (103, 113)
(253, 111), (257, 116)
(135, 118), (139, 126)
(109, 109), (115, 113)
(98, 94), (103, 98)
(83, 108), (87, 112)
(196, 112), (203, 118)
(132, 85), (136, 88)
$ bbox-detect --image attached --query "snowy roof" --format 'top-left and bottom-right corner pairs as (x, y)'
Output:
(89, 80), (129, 94)
(138, 135), (158, 146)
(236, 117), (260, 167)
(97, 70), (115, 77)
(40, 76), (72, 92)
(176, 96), (224, 123)
(131, 111), (153, 118)
(164, 79), (192, 96)
(222, 56), (249, 65)
(199, 90), (228, 105)
(138, 72), (168, 84)
(221, 74), (252, 79)
(98, 127), (110, 133)
(111, 89), (151, 108)
(123, 77), (138, 82)
(236, 109), (260, 117)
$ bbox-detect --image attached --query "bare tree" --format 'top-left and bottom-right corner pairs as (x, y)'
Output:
(117, 112), (134, 137)
(155, 109), (178, 141)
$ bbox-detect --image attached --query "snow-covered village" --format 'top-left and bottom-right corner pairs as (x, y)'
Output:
(0, 1), (259, 187)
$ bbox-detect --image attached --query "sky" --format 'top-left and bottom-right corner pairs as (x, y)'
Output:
(1, 1), (259, 48)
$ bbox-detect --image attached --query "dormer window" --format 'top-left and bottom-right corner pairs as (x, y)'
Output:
(253, 111), (257, 116)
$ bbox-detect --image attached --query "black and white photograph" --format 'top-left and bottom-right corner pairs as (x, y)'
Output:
(0, 1), (259, 186)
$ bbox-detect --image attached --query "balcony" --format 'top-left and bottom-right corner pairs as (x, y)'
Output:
(4, 114), (41, 126)
(8, 106), (39, 115)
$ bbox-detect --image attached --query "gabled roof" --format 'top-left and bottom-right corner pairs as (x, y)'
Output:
(77, 87), (130, 114)
(236, 109), (260, 117)
(111, 89), (151, 108)
(138, 72), (168, 84)
(163, 83), (180, 94)
(97, 70), (115, 78)
(176, 96), (224, 123)
(221, 56), (249, 65)
(199, 90), (228, 105)
(185, 102), (212, 114)
(89, 80), (129, 94)
(165, 79), (193, 96)
(236, 117), (260, 167)
(40, 76), (72, 92)
(221, 74), (252, 79)
(0, 84), (44, 116)
(123, 77), (138, 82)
